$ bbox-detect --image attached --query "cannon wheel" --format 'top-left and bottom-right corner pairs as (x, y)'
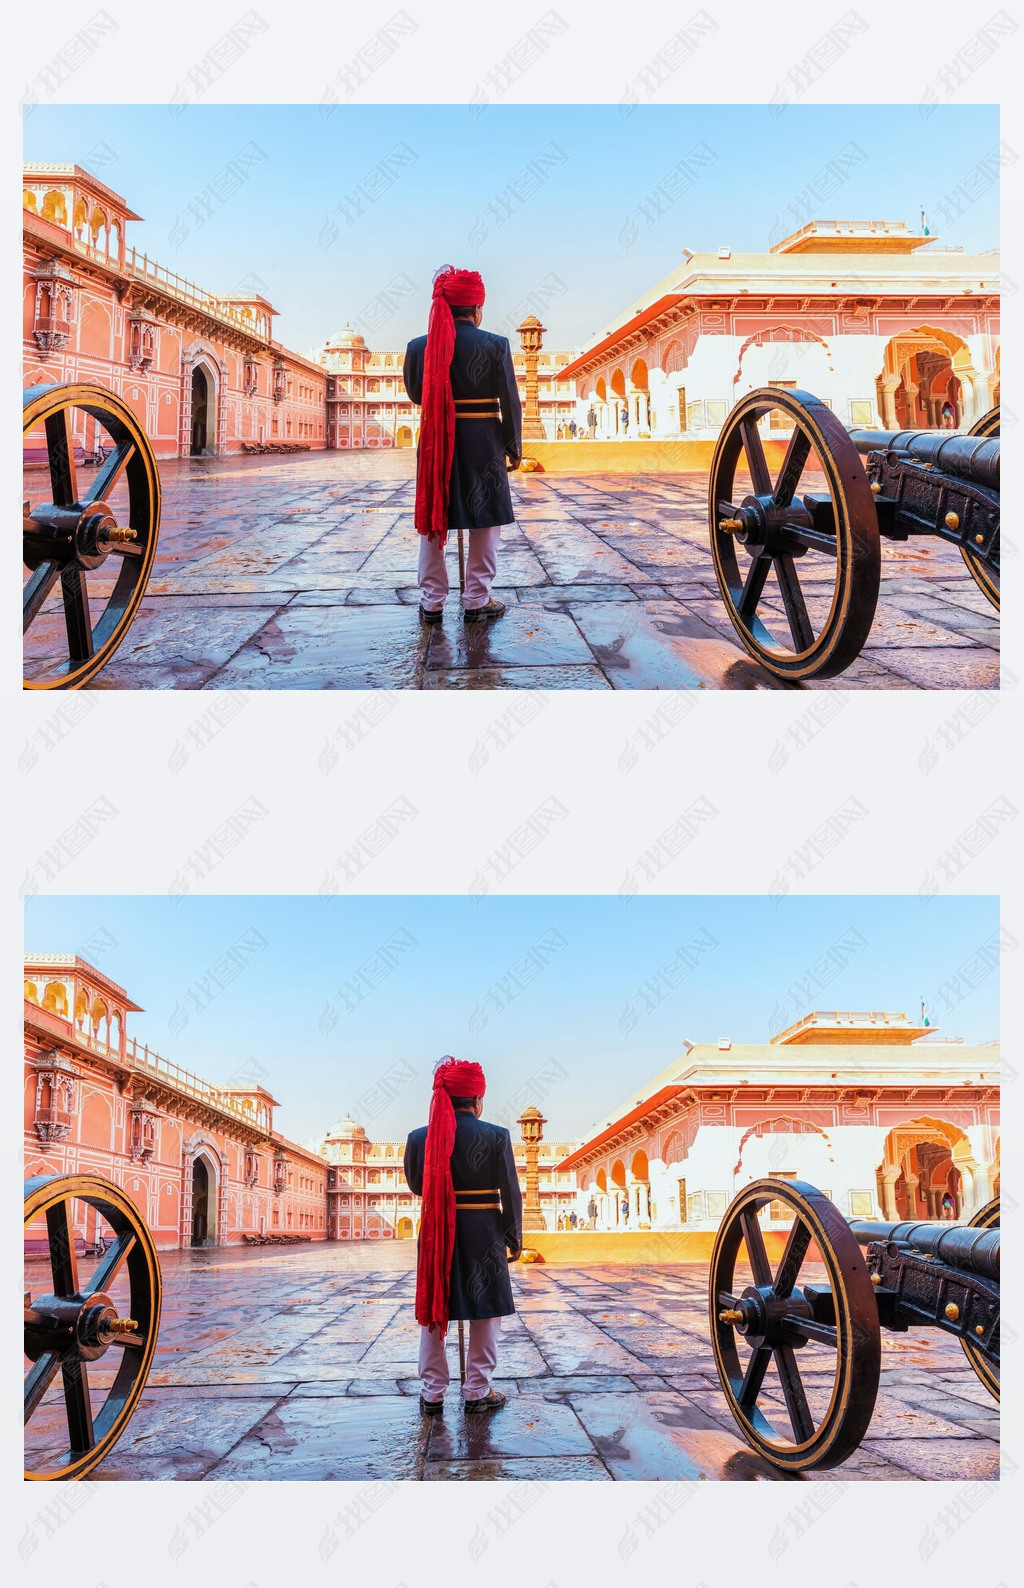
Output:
(709, 1178), (880, 1471)
(961, 406), (1000, 608)
(23, 383), (160, 690)
(24, 1174), (161, 1480)
(961, 1195), (999, 1399)
(708, 388), (880, 680)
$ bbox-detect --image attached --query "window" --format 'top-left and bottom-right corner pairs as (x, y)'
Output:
(765, 1171), (798, 1222)
(677, 390), (687, 431)
(850, 400), (874, 426)
(768, 380), (797, 431)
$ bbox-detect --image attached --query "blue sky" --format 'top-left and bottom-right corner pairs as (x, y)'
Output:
(24, 104), (999, 352)
(25, 895), (999, 1146)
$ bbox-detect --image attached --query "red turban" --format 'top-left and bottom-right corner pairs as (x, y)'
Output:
(414, 266), (486, 549)
(414, 1055), (487, 1334)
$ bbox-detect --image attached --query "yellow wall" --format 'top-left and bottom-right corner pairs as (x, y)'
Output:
(518, 1229), (800, 1264)
(520, 439), (793, 475)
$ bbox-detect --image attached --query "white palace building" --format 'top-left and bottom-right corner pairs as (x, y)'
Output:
(558, 220), (1000, 440)
(559, 1011), (999, 1232)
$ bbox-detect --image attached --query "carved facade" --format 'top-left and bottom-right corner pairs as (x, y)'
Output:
(23, 164), (327, 459)
(560, 1011), (1000, 1231)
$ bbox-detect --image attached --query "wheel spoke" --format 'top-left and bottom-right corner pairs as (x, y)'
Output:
(772, 427), (812, 507)
(737, 555), (771, 620)
(740, 416), (773, 496)
(45, 409), (79, 507)
(89, 1231), (136, 1295)
(774, 556), (814, 651)
(24, 1351), (64, 1421)
(774, 1219), (812, 1298)
(737, 1344), (772, 1408)
(774, 1344), (815, 1443)
(739, 1206), (773, 1286)
(61, 1357), (94, 1453)
(23, 561), (62, 629)
(62, 568), (94, 662)
(46, 1201), (80, 1298)
(83, 439), (135, 505)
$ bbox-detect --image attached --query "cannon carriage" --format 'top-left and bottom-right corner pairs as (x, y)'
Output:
(708, 388), (999, 680)
(24, 1174), (161, 1480)
(708, 1178), (999, 1471)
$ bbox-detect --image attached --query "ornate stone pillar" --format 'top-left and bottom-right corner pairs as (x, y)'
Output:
(517, 1105), (547, 1231)
(516, 316), (547, 442)
(880, 379), (900, 430)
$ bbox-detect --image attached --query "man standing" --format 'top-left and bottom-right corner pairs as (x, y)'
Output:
(587, 405), (597, 438)
(404, 1056), (522, 1416)
(403, 267), (522, 626)
(587, 1194), (598, 1230)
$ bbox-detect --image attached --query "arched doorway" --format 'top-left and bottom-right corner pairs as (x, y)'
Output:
(610, 1158), (627, 1224)
(876, 1117), (981, 1221)
(191, 365), (211, 454)
(396, 1216), (414, 1238)
(877, 327), (980, 431)
(610, 369), (627, 434)
(191, 1157), (210, 1245)
(630, 1148), (651, 1225)
(630, 359), (650, 435)
(396, 425), (413, 448)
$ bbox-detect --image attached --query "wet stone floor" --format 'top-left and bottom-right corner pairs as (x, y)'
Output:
(42, 1243), (999, 1482)
(56, 451), (999, 691)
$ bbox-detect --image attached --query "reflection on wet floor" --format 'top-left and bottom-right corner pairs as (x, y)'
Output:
(34, 1242), (998, 1481)
(26, 450), (996, 690)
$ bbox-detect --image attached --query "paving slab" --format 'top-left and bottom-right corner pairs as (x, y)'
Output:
(21, 449), (993, 691)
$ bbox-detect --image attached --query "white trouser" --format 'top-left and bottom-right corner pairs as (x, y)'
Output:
(418, 525), (505, 611)
(418, 1316), (503, 1400)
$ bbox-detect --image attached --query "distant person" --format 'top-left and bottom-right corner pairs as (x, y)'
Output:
(620, 1194), (630, 1224)
(403, 267), (522, 627)
(620, 406), (629, 434)
(568, 418), (577, 438)
(569, 1210), (577, 1229)
(587, 406), (597, 438)
(587, 1195), (597, 1230)
(404, 1057), (522, 1416)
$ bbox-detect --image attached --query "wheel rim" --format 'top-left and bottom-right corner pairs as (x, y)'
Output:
(708, 387), (880, 679)
(23, 384), (160, 690)
(709, 1178), (880, 1470)
(961, 406), (1000, 608)
(24, 1174), (161, 1479)
(961, 1195), (999, 1398)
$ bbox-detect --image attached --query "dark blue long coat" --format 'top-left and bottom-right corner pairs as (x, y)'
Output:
(403, 321), (523, 529)
(404, 1111), (523, 1320)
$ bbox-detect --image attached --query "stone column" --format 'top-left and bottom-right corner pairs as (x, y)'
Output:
(880, 1171), (900, 1220)
(516, 316), (547, 442)
(518, 1105), (548, 1232)
(880, 379), (900, 430)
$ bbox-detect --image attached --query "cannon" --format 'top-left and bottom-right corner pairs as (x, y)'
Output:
(708, 1178), (999, 1471)
(24, 1174), (161, 1479)
(23, 384), (161, 690)
(708, 388), (999, 680)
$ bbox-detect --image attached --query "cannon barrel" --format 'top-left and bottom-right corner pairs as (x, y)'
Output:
(849, 1219), (999, 1281)
(848, 428), (999, 490)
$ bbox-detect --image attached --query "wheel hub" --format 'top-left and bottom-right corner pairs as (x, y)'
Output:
(24, 1289), (138, 1363)
(23, 498), (136, 572)
(719, 495), (813, 557)
(721, 1284), (813, 1345)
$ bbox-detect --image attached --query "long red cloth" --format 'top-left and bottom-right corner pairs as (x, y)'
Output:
(414, 266), (486, 549)
(415, 1056), (487, 1334)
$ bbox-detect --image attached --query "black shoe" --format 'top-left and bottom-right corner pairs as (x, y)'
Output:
(463, 1389), (506, 1415)
(464, 599), (506, 625)
(419, 604), (443, 626)
(419, 1394), (444, 1416)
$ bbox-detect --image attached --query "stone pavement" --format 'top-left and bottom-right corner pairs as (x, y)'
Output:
(27, 1243), (999, 1481)
(45, 451), (997, 691)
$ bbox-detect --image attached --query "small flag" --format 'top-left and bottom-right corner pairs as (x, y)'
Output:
(920, 997), (930, 1027)
(920, 207), (930, 237)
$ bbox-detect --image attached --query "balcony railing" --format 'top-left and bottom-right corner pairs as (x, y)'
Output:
(71, 238), (267, 338)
